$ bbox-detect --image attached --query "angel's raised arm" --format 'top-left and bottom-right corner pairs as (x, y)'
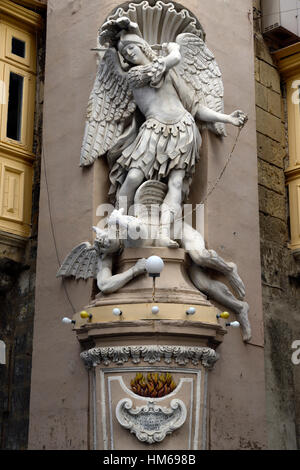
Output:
(161, 42), (182, 71)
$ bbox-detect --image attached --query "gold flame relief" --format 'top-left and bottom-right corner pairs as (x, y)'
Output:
(130, 372), (177, 398)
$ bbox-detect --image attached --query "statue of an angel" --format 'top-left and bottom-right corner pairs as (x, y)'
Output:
(80, 17), (247, 247)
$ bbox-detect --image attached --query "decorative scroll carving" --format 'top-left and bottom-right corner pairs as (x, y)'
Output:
(116, 398), (187, 444)
(80, 345), (219, 369)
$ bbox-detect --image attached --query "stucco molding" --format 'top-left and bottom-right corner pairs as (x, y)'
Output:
(80, 345), (219, 370)
(115, 398), (187, 444)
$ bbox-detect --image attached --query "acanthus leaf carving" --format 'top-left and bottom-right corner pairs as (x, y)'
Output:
(80, 345), (219, 370)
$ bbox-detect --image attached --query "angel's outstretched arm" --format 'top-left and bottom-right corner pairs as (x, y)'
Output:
(196, 106), (247, 128)
(97, 257), (147, 294)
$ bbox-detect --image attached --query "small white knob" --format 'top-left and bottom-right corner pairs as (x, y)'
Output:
(112, 308), (122, 316)
(186, 307), (196, 315)
(226, 321), (240, 328)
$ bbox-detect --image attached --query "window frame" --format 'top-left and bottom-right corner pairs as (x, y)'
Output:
(0, 62), (35, 152)
(0, 0), (42, 238)
(4, 24), (36, 71)
(274, 43), (300, 254)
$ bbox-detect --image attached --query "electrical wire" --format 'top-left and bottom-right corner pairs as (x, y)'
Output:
(31, 7), (76, 315)
(143, 124), (244, 228)
(42, 144), (76, 314)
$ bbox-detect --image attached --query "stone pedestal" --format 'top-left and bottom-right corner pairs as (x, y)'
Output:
(78, 322), (225, 450)
(73, 247), (226, 450)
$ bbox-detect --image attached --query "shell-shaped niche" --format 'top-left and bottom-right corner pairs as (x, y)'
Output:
(101, 0), (205, 46)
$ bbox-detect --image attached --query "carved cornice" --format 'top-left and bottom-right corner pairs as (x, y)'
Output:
(13, 0), (47, 11)
(0, 0), (43, 30)
(285, 165), (300, 183)
(0, 230), (27, 248)
(80, 345), (219, 370)
(273, 42), (300, 80)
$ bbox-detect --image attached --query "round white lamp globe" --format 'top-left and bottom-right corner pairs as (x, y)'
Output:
(62, 317), (72, 324)
(146, 256), (164, 278)
(151, 306), (159, 314)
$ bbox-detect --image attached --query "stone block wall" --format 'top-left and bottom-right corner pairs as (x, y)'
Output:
(254, 1), (300, 450)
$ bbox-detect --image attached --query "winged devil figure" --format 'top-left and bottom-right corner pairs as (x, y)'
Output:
(56, 210), (147, 295)
(80, 17), (247, 248)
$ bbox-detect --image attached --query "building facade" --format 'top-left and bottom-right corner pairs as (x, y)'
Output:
(0, 0), (299, 450)
(254, 0), (300, 449)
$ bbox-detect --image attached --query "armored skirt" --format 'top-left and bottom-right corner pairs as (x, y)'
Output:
(109, 112), (201, 202)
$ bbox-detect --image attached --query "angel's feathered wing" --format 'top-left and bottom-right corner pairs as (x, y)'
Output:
(80, 48), (136, 167)
(172, 33), (226, 137)
(56, 242), (98, 280)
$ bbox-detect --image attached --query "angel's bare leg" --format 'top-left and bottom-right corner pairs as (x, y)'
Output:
(97, 257), (146, 295)
(118, 168), (144, 213)
(188, 248), (245, 299)
(189, 264), (251, 342)
(156, 169), (185, 248)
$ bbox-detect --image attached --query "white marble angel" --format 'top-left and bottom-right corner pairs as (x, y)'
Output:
(80, 17), (247, 247)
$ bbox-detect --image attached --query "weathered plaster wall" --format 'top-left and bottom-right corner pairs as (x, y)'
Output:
(253, 0), (300, 450)
(29, 0), (266, 449)
(28, 0), (104, 450)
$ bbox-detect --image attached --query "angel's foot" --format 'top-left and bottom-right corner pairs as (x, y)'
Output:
(237, 302), (251, 343)
(227, 262), (245, 299)
(155, 237), (179, 249)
